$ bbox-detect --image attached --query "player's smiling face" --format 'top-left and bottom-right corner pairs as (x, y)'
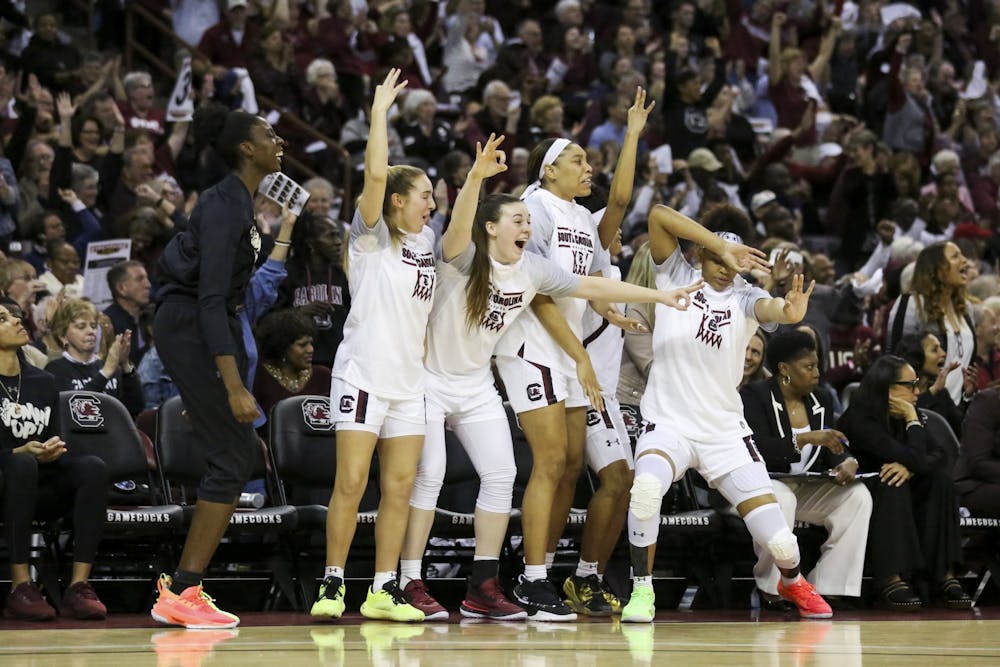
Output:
(698, 247), (735, 290)
(488, 201), (532, 264)
(544, 143), (592, 200)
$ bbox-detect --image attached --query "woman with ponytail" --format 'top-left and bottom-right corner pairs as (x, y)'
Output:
(150, 107), (288, 629)
(310, 69), (438, 623)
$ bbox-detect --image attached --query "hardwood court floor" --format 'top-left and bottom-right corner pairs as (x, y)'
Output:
(1, 611), (999, 666)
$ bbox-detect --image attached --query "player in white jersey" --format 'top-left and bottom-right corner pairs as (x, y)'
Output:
(311, 69), (434, 623)
(395, 176), (699, 621)
(494, 89), (656, 619)
(574, 230), (634, 615)
(620, 204), (833, 623)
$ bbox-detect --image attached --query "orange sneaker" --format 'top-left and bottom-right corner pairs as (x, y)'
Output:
(777, 578), (833, 620)
(151, 574), (240, 629)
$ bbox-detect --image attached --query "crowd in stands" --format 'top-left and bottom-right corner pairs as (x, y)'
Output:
(1, 0), (1000, 622)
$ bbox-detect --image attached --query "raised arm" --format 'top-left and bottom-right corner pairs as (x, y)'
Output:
(358, 68), (408, 226)
(441, 133), (507, 260)
(597, 87), (654, 249)
(768, 12), (787, 85)
(808, 17), (841, 85)
(647, 204), (770, 273)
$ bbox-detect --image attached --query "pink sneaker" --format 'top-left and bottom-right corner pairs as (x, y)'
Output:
(402, 580), (449, 621)
(777, 578), (833, 619)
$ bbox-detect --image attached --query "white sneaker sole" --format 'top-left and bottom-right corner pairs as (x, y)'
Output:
(150, 609), (239, 630)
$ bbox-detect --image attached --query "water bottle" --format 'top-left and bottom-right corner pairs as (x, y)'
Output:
(238, 492), (265, 509)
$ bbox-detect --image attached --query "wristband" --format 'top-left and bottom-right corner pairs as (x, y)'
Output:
(273, 240), (291, 247)
(906, 420), (922, 429)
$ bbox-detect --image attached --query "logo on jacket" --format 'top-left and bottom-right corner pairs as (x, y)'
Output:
(481, 288), (525, 332)
(692, 293), (732, 349)
(302, 398), (334, 431)
(69, 394), (104, 428)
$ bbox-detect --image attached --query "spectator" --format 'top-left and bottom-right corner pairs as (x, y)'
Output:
(838, 356), (972, 610)
(20, 13), (81, 93)
(739, 328), (769, 390)
(443, 10), (500, 97)
(895, 332), (969, 438)
(45, 297), (143, 417)
(741, 330), (870, 607)
(887, 242), (974, 406)
(396, 89), (463, 170)
(299, 58), (348, 143)
(117, 71), (165, 138)
(251, 308), (332, 435)
(0, 296), (109, 621)
(197, 0), (260, 72)
(103, 260), (152, 366)
(956, 390), (1000, 517)
(0, 152), (18, 246)
(37, 240), (83, 300)
(464, 80), (524, 159)
(20, 209), (65, 276)
(274, 213), (349, 368)
(250, 22), (300, 114)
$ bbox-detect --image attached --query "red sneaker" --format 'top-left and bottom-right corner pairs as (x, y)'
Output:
(460, 578), (528, 620)
(151, 574), (240, 629)
(777, 578), (833, 619)
(402, 579), (449, 621)
(60, 581), (108, 620)
(3, 582), (55, 621)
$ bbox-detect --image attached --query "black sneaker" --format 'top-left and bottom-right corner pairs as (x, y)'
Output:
(513, 576), (577, 621)
(563, 574), (612, 616)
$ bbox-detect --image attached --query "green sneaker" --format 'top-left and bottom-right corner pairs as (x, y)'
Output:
(621, 585), (655, 623)
(360, 581), (425, 622)
(311, 576), (346, 619)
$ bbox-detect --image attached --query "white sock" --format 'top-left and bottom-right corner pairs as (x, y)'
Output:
(633, 575), (653, 589)
(780, 573), (803, 586)
(575, 559), (599, 578)
(597, 572), (604, 582)
(324, 565), (344, 580)
(372, 571), (395, 593)
(399, 559), (422, 587)
(545, 552), (555, 569)
(524, 564), (547, 582)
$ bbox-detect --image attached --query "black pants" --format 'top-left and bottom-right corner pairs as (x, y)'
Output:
(864, 467), (963, 582)
(154, 301), (257, 503)
(1, 452), (108, 564)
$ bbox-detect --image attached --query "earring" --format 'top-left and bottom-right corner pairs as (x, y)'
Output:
(782, 375), (790, 385)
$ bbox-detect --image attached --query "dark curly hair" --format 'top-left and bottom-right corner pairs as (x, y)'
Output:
(255, 309), (316, 362)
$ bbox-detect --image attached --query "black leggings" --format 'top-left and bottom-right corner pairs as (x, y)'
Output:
(1, 452), (108, 564)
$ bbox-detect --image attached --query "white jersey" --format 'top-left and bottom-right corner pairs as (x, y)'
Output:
(582, 260), (624, 395)
(332, 209), (436, 400)
(495, 188), (609, 375)
(640, 246), (775, 443)
(426, 244), (579, 392)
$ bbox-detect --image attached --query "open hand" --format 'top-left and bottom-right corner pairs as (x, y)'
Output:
(720, 241), (771, 275)
(606, 307), (648, 333)
(372, 68), (408, 115)
(781, 274), (815, 324)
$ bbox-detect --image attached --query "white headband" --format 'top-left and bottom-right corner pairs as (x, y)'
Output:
(538, 138), (572, 179)
(715, 231), (744, 245)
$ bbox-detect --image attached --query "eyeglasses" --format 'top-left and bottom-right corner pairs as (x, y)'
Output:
(893, 379), (920, 391)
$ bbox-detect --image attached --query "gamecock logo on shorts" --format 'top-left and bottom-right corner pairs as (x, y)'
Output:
(302, 398), (334, 431)
(526, 383), (543, 401)
(69, 394), (104, 428)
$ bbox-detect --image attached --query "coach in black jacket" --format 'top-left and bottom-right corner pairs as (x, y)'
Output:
(740, 330), (871, 602)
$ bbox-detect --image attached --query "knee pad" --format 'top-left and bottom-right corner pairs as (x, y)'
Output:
(476, 466), (516, 514)
(629, 473), (664, 521)
(766, 525), (800, 570)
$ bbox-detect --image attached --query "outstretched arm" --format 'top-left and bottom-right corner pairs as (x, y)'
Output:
(358, 68), (408, 227)
(753, 274), (815, 324)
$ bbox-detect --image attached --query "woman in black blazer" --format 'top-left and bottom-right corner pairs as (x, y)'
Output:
(838, 356), (971, 610)
(741, 331), (871, 604)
